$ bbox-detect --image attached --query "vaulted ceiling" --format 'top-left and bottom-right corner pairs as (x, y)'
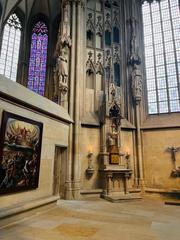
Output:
(0, 0), (61, 24)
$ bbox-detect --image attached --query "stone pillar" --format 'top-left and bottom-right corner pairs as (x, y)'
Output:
(135, 103), (144, 188)
(127, 0), (144, 190)
(72, 0), (84, 199)
(65, 0), (77, 200)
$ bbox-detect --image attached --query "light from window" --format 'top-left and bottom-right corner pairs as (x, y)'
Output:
(0, 13), (22, 81)
(142, 0), (180, 114)
(27, 21), (48, 96)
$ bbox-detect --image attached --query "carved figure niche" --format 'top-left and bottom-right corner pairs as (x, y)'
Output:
(87, 30), (94, 47)
(114, 63), (120, 87)
(113, 26), (120, 44)
(96, 15), (103, 49)
(86, 51), (95, 89)
(96, 53), (103, 91)
(86, 71), (95, 89)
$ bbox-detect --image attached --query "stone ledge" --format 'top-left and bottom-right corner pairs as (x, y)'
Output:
(0, 75), (73, 124)
(80, 189), (103, 194)
(145, 188), (180, 194)
(0, 196), (60, 219)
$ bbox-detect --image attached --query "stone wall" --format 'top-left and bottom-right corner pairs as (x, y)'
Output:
(0, 76), (71, 208)
(80, 127), (101, 190)
(142, 128), (180, 191)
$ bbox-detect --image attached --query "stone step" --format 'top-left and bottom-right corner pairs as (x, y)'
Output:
(101, 193), (142, 203)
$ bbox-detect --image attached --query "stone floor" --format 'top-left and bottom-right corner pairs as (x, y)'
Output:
(0, 197), (180, 240)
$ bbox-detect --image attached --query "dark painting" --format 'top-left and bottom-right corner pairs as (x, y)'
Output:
(0, 111), (43, 194)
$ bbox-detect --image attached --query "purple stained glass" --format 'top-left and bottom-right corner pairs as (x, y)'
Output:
(27, 22), (48, 96)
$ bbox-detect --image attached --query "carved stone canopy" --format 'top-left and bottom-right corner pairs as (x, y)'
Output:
(109, 102), (121, 119)
(60, 33), (72, 48)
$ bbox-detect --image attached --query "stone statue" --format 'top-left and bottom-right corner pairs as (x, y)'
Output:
(107, 133), (115, 147)
(54, 48), (69, 98)
(132, 64), (142, 102)
(128, 17), (141, 66)
(109, 83), (116, 104)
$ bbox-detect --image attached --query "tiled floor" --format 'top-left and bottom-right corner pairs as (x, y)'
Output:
(0, 197), (180, 240)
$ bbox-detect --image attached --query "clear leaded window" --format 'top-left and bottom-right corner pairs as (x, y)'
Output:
(0, 13), (22, 81)
(142, 0), (180, 114)
(27, 21), (48, 96)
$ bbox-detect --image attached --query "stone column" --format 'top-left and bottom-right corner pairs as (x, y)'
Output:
(127, 0), (144, 190)
(65, 0), (77, 200)
(135, 102), (144, 188)
(72, 0), (84, 199)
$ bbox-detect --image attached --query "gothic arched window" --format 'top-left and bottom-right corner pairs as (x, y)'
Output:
(0, 13), (22, 81)
(27, 21), (48, 96)
(113, 26), (120, 43)
(142, 0), (180, 114)
(87, 30), (94, 47)
(105, 67), (110, 81)
(114, 63), (120, 87)
(105, 30), (111, 46)
(105, 1), (111, 8)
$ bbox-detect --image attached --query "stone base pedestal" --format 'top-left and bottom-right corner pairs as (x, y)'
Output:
(100, 168), (141, 202)
(101, 192), (142, 202)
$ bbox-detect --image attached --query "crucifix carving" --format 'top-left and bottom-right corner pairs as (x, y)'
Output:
(166, 146), (180, 177)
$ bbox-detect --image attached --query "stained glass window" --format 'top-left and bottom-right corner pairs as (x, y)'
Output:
(27, 21), (48, 96)
(0, 13), (22, 81)
(142, 0), (180, 114)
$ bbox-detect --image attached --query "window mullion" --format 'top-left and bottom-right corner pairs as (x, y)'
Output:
(149, 3), (159, 114)
(168, 0), (180, 105)
(10, 27), (16, 79)
(158, 1), (171, 113)
(4, 25), (11, 75)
